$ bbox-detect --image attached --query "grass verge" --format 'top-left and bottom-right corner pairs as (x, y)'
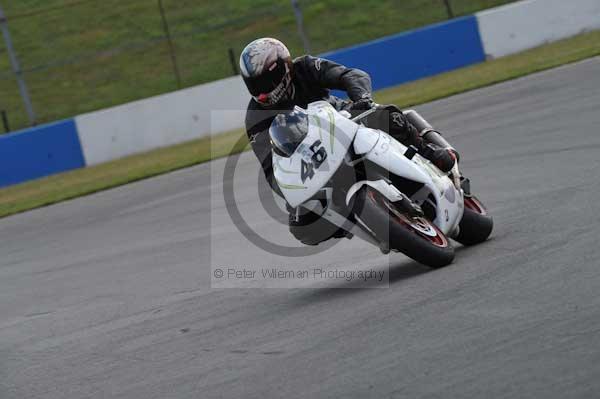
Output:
(1, 0), (515, 130)
(1, 30), (599, 219)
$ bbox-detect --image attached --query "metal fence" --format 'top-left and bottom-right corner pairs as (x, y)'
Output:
(0, 0), (516, 131)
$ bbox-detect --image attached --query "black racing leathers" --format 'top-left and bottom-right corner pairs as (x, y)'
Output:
(245, 55), (372, 196)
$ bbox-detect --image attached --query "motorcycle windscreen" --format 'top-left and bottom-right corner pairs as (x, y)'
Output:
(273, 101), (359, 208)
(269, 108), (309, 158)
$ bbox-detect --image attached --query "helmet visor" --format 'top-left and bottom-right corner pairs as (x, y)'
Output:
(243, 58), (288, 97)
(269, 108), (309, 158)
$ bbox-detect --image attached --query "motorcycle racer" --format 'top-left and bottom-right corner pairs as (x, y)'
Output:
(240, 37), (458, 245)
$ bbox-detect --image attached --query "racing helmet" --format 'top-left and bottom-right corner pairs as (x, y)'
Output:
(269, 107), (309, 157)
(239, 38), (294, 107)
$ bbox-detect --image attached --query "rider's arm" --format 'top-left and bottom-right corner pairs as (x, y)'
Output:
(300, 55), (372, 101)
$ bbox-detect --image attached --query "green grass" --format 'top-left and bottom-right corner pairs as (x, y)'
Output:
(0, 29), (599, 219)
(0, 0), (516, 131)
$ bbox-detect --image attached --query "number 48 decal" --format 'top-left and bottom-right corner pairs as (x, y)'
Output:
(301, 140), (327, 183)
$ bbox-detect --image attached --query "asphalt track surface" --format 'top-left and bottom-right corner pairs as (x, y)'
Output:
(2, 58), (600, 398)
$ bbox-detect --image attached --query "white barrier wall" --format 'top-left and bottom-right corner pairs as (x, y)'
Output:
(477, 0), (600, 59)
(75, 76), (249, 165)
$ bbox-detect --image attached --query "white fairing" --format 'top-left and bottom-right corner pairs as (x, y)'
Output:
(353, 126), (380, 155)
(357, 130), (464, 234)
(273, 103), (464, 236)
(272, 101), (358, 208)
(346, 179), (406, 205)
(359, 129), (431, 184)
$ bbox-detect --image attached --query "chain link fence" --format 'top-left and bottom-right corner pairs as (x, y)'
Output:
(0, 0), (516, 132)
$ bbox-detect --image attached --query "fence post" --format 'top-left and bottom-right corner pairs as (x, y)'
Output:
(1, 110), (9, 133)
(228, 48), (239, 75)
(291, 0), (311, 54)
(442, 0), (455, 19)
(0, 3), (36, 126)
(157, 0), (182, 89)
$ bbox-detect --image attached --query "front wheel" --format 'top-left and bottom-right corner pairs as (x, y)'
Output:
(455, 196), (493, 246)
(353, 187), (455, 268)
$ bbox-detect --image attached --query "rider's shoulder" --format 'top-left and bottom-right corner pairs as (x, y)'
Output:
(292, 54), (317, 69)
(245, 99), (262, 126)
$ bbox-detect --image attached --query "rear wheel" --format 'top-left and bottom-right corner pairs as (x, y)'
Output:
(353, 187), (454, 268)
(455, 196), (493, 246)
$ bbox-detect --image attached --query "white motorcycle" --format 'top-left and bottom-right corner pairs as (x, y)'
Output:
(271, 101), (492, 267)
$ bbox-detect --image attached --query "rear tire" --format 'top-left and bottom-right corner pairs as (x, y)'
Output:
(455, 196), (493, 246)
(353, 187), (455, 268)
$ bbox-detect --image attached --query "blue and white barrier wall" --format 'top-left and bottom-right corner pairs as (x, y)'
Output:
(0, 119), (84, 187)
(2, 0), (599, 188)
(322, 16), (485, 91)
(476, 0), (600, 59)
(75, 75), (249, 166)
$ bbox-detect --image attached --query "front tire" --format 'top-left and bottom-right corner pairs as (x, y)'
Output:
(455, 196), (493, 246)
(353, 187), (455, 268)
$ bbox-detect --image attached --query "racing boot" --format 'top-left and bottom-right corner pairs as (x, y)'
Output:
(403, 109), (460, 170)
(419, 143), (458, 173)
(387, 108), (458, 173)
(288, 205), (350, 246)
(361, 105), (458, 173)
